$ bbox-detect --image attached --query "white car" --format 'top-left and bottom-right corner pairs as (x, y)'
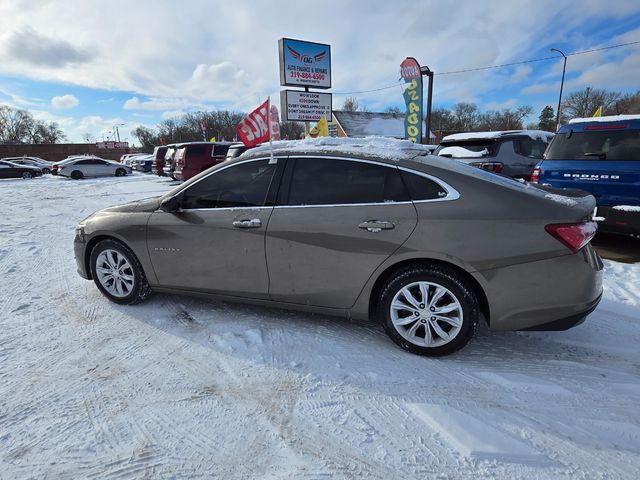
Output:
(57, 157), (132, 179)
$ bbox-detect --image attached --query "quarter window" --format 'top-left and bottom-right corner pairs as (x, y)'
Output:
(285, 158), (409, 206)
(399, 171), (448, 200)
(181, 159), (277, 209)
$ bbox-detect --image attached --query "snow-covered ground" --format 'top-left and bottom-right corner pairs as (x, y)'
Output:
(1, 174), (639, 479)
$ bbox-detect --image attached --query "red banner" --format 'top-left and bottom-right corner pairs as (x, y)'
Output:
(236, 99), (270, 147)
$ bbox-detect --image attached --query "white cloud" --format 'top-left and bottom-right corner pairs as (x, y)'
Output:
(51, 94), (79, 109)
(124, 96), (189, 111)
(484, 98), (519, 110)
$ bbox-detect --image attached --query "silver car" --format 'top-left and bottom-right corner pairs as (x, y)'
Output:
(74, 139), (603, 356)
(59, 157), (132, 179)
(1, 157), (53, 174)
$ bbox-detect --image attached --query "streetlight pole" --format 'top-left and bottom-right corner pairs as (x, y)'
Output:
(420, 66), (434, 144)
(550, 48), (567, 131)
(113, 123), (125, 142)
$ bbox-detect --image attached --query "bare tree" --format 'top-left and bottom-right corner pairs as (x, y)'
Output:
(81, 132), (95, 143)
(279, 121), (305, 140)
(561, 87), (623, 120)
(452, 102), (480, 131)
(0, 105), (66, 144)
(384, 106), (403, 115)
(342, 96), (360, 112)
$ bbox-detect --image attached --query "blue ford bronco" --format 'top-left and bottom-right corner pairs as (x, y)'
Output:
(532, 115), (640, 237)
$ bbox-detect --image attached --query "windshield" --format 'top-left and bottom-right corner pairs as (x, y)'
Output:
(546, 128), (640, 161)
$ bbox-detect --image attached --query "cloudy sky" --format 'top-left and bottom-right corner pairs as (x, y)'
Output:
(1, 0), (639, 142)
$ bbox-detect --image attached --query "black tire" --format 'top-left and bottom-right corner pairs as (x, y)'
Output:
(70, 170), (83, 180)
(375, 265), (479, 356)
(22, 171), (33, 179)
(115, 168), (127, 177)
(89, 239), (152, 305)
(42, 168), (51, 174)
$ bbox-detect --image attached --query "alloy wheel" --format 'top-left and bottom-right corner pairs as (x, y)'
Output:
(95, 249), (135, 298)
(390, 281), (463, 347)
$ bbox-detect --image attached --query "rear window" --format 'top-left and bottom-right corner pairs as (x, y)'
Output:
(546, 128), (640, 161)
(513, 137), (548, 159)
(435, 140), (498, 157)
(213, 144), (231, 156)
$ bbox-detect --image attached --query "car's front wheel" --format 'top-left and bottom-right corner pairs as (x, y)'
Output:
(70, 170), (83, 180)
(89, 239), (152, 304)
(42, 168), (51, 174)
(377, 265), (479, 356)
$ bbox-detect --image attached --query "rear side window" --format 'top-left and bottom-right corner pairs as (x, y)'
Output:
(546, 129), (640, 161)
(186, 145), (207, 157)
(399, 171), (448, 200)
(213, 144), (231, 156)
(285, 158), (409, 206)
(514, 138), (548, 158)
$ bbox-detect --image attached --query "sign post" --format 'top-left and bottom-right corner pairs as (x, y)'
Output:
(279, 38), (332, 135)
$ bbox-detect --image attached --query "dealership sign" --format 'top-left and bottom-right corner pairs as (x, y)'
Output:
(280, 90), (332, 122)
(96, 141), (129, 149)
(279, 38), (331, 89)
(400, 57), (423, 143)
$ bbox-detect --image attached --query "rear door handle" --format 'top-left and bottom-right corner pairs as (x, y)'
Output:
(359, 220), (395, 232)
(232, 218), (262, 229)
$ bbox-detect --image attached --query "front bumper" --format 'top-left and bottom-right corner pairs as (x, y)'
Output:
(74, 231), (90, 279)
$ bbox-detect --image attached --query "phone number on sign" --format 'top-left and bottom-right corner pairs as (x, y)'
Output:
(290, 72), (326, 80)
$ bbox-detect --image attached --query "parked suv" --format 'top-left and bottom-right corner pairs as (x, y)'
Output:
(532, 115), (640, 236)
(174, 142), (233, 181)
(151, 145), (168, 176)
(435, 130), (553, 180)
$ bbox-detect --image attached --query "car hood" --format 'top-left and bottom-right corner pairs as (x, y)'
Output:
(97, 196), (161, 214)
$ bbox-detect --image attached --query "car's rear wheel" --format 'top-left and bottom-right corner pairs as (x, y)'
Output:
(70, 170), (83, 180)
(42, 168), (51, 174)
(376, 265), (479, 356)
(90, 239), (152, 305)
(22, 171), (33, 179)
(115, 168), (127, 177)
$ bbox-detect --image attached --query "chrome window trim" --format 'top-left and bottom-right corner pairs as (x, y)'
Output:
(169, 154), (460, 212)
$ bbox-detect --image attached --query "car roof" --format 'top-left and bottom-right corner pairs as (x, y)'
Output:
(174, 141), (234, 148)
(561, 115), (640, 133)
(441, 130), (554, 143)
(243, 137), (434, 164)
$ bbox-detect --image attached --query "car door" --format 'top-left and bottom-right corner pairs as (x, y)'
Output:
(147, 157), (283, 298)
(265, 156), (418, 309)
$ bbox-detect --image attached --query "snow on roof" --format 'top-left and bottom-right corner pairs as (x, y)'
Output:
(248, 136), (434, 161)
(437, 146), (488, 158)
(568, 114), (640, 124)
(333, 111), (434, 139)
(442, 130), (554, 142)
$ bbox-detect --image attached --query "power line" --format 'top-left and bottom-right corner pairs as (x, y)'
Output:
(332, 39), (640, 95)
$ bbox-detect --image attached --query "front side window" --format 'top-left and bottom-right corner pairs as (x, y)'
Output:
(285, 158), (409, 206)
(181, 159), (277, 209)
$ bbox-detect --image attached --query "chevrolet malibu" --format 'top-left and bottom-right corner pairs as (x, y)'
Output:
(74, 138), (603, 356)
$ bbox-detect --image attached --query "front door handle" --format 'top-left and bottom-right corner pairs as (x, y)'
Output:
(232, 218), (262, 229)
(359, 220), (395, 232)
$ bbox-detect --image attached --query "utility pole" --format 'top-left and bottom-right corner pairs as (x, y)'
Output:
(550, 48), (567, 131)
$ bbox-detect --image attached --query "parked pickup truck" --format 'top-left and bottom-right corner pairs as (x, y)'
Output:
(532, 115), (640, 237)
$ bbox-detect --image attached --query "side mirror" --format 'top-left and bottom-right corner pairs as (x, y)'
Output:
(159, 196), (181, 212)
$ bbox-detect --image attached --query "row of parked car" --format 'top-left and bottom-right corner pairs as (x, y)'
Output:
(436, 117), (639, 237)
(0, 154), (133, 180)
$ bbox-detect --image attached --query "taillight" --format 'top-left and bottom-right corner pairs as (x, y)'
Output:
(530, 166), (540, 183)
(471, 162), (503, 173)
(545, 222), (597, 253)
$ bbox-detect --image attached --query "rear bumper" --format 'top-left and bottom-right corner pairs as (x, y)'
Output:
(520, 293), (601, 331)
(480, 244), (603, 331)
(596, 206), (640, 236)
